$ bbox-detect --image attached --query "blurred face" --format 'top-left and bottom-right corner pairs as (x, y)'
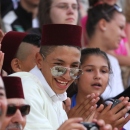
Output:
(1, 99), (26, 130)
(50, 0), (78, 25)
(104, 13), (126, 50)
(20, 46), (40, 72)
(0, 77), (7, 129)
(38, 46), (81, 94)
(77, 55), (109, 96)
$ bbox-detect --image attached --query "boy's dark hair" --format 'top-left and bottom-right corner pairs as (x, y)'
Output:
(22, 34), (41, 47)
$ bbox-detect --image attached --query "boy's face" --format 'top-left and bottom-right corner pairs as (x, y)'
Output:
(37, 46), (81, 94)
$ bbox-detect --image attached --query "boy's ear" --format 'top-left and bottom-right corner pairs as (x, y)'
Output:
(99, 19), (107, 31)
(11, 58), (22, 72)
(35, 52), (44, 70)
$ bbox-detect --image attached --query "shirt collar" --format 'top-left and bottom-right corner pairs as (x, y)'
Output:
(30, 66), (67, 102)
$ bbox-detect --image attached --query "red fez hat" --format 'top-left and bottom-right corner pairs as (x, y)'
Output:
(2, 76), (24, 99)
(41, 24), (82, 47)
(1, 31), (27, 74)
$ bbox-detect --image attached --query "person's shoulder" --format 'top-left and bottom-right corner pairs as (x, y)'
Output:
(107, 53), (119, 64)
(9, 72), (41, 84)
(9, 71), (35, 77)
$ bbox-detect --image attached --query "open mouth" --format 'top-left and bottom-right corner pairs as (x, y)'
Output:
(55, 79), (69, 89)
(91, 83), (102, 88)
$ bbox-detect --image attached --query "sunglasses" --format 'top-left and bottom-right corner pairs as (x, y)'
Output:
(51, 66), (83, 79)
(6, 104), (30, 117)
(102, 4), (122, 21)
(106, 4), (122, 13)
(104, 4), (123, 14)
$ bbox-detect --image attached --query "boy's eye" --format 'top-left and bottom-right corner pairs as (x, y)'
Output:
(54, 63), (62, 66)
(71, 64), (79, 68)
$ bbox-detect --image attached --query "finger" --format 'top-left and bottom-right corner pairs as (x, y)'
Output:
(94, 104), (104, 119)
(64, 97), (71, 112)
(102, 124), (112, 130)
(114, 116), (126, 129)
(114, 105), (130, 120)
(112, 99), (129, 114)
(70, 94), (95, 116)
(100, 103), (112, 115)
(119, 96), (125, 101)
(62, 118), (83, 128)
(0, 30), (5, 44)
(57, 118), (86, 130)
(0, 52), (4, 71)
(93, 119), (112, 130)
(69, 93), (100, 119)
(97, 104), (104, 113)
(84, 106), (97, 122)
(0, 29), (4, 35)
(79, 98), (99, 118)
(78, 96), (100, 119)
(119, 97), (129, 102)
(93, 119), (106, 128)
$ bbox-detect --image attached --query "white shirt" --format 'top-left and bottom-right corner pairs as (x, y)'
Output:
(9, 71), (68, 130)
(30, 66), (67, 125)
(101, 54), (124, 100)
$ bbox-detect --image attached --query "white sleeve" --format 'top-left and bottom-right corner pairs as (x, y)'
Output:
(22, 79), (57, 130)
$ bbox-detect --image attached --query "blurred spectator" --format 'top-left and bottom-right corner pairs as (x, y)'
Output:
(124, 0), (130, 47)
(1, 31), (40, 74)
(28, 0), (80, 36)
(86, 3), (125, 100)
(81, 0), (119, 48)
(78, 0), (89, 18)
(80, 0), (130, 88)
(1, 76), (30, 130)
(0, 76), (7, 129)
(2, 0), (40, 32)
(1, 0), (14, 18)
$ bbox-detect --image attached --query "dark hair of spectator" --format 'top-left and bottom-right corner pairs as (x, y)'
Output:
(88, 0), (99, 7)
(22, 34), (41, 47)
(86, 3), (123, 38)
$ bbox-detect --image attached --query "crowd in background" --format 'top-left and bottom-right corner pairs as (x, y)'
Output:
(1, 0), (130, 130)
